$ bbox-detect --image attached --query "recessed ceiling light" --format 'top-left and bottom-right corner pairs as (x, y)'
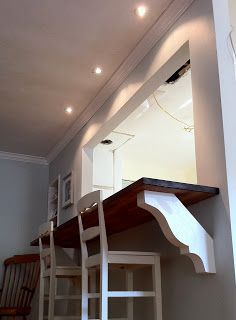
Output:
(65, 106), (73, 114)
(93, 66), (103, 75)
(135, 5), (147, 18)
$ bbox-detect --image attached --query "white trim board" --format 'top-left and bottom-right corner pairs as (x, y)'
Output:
(47, 0), (195, 163)
(0, 151), (48, 165)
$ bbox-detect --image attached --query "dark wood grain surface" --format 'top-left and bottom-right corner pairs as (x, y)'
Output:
(31, 178), (219, 248)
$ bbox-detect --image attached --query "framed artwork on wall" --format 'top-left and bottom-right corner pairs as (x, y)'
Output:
(48, 175), (61, 227)
(62, 172), (73, 208)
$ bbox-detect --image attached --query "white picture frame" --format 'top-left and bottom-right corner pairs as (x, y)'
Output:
(48, 175), (61, 227)
(62, 172), (73, 208)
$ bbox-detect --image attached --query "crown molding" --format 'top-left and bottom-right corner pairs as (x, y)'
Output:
(0, 151), (48, 165)
(47, 0), (194, 163)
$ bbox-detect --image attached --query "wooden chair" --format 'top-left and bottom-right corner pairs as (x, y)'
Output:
(0, 254), (40, 320)
(77, 190), (163, 320)
(38, 221), (84, 320)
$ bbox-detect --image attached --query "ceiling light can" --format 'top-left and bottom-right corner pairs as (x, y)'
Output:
(135, 5), (147, 18)
(65, 106), (73, 114)
(93, 66), (102, 75)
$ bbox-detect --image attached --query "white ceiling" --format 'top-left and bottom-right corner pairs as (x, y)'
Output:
(0, 0), (173, 157)
(100, 70), (197, 183)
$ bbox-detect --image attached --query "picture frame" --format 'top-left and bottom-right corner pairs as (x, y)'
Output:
(62, 172), (73, 208)
(47, 175), (61, 227)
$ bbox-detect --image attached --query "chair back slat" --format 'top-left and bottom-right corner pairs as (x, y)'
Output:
(17, 263), (27, 307)
(18, 262), (27, 307)
(23, 262), (34, 307)
(77, 190), (101, 215)
(81, 226), (100, 242)
(0, 254), (40, 310)
(38, 221), (53, 238)
(77, 190), (108, 262)
(28, 262), (39, 306)
(13, 263), (21, 306)
(2, 263), (11, 306)
(9, 263), (17, 306)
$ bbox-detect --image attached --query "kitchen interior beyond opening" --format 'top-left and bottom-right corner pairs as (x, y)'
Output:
(93, 60), (197, 199)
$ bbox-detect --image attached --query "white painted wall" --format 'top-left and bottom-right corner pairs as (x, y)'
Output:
(93, 148), (113, 188)
(0, 159), (48, 277)
(229, 0), (236, 49)
(0, 159), (48, 320)
(93, 146), (124, 199)
(49, 0), (236, 318)
(93, 147), (114, 199)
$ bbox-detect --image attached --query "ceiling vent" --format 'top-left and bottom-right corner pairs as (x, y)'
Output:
(165, 60), (191, 84)
(100, 139), (113, 145)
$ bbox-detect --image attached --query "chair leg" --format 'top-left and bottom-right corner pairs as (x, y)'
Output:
(126, 270), (134, 320)
(48, 273), (56, 320)
(152, 256), (162, 320)
(39, 274), (45, 320)
(100, 263), (108, 320)
(81, 266), (89, 320)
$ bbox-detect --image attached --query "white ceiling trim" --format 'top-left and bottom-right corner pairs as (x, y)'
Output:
(0, 151), (48, 165)
(47, 0), (195, 163)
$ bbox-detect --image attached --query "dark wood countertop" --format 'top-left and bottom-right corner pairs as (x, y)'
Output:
(31, 178), (219, 248)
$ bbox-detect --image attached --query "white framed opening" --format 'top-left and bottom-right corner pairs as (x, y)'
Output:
(82, 42), (197, 198)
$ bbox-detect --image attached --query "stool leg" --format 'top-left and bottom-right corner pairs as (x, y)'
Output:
(39, 275), (45, 320)
(152, 256), (162, 320)
(126, 270), (134, 320)
(100, 262), (108, 320)
(81, 267), (89, 320)
(48, 273), (56, 320)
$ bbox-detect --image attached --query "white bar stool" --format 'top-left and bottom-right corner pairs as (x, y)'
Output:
(38, 221), (95, 320)
(77, 190), (162, 320)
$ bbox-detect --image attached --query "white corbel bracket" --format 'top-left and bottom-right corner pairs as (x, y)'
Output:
(137, 191), (216, 274)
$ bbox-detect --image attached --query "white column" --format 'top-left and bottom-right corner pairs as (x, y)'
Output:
(212, 0), (236, 280)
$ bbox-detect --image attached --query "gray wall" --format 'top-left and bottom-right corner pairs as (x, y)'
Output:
(0, 159), (48, 277)
(48, 0), (236, 318)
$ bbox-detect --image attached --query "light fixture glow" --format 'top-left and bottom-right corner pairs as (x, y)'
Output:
(135, 5), (147, 18)
(65, 106), (73, 114)
(93, 66), (103, 75)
